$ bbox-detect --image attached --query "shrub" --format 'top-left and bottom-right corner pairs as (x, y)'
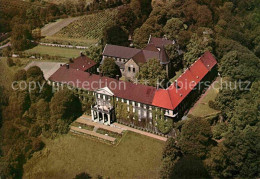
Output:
(212, 123), (228, 140)
(13, 69), (27, 81)
(31, 138), (45, 152)
(6, 57), (15, 67)
(208, 100), (220, 110)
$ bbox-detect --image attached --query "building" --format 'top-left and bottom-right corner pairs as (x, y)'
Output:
(102, 36), (175, 80)
(49, 51), (217, 134)
(69, 53), (98, 74)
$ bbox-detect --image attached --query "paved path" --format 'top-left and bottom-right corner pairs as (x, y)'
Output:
(113, 123), (167, 142)
(76, 117), (124, 134)
(24, 61), (65, 80)
(0, 42), (11, 49)
(41, 17), (80, 36)
(70, 126), (116, 142)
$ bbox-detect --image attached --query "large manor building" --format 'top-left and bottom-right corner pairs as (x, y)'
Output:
(49, 50), (217, 134)
(102, 36), (175, 79)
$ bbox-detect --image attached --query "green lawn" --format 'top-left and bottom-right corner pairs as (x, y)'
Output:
(25, 45), (83, 58)
(189, 78), (221, 118)
(23, 132), (164, 179)
(41, 36), (98, 47)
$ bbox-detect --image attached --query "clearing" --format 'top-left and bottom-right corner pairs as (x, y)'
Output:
(25, 45), (83, 58)
(188, 78), (221, 118)
(41, 17), (80, 36)
(54, 8), (118, 40)
(23, 132), (164, 179)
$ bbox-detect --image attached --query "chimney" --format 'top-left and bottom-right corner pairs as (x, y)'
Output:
(80, 51), (84, 56)
(66, 64), (69, 69)
(116, 75), (119, 80)
(60, 64), (63, 67)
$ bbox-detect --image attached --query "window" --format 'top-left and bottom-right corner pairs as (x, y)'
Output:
(128, 67), (131, 72)
(133, 68), (135, 73)
(149, 112), (152, 118)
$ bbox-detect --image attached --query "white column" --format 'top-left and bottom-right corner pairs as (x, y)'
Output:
(108, 114), (111, 125)
(91, 109), (94, 121)
(102, 113), (105, 124)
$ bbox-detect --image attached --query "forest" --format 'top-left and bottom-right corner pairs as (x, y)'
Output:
(0, 0), (260, 178)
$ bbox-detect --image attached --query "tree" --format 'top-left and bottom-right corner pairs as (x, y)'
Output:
(50, 89), (82, 122)
(13, 69), (27, 81)
(103, 25), (129, 46)
(137, 58), (167, 87)
(100, 58), (121, 78)
(6, 57), (15, 67)
(171, 156), (210, 179)
(85, 45), (103, 63)
(184, 31), (213, 66)
(11, 24), (32, 51)
(164, 44), (183, 71)
(206, 125), (260, 178)
(26, 66), (53, 102)
(163, 18), (184, 40)
(178, 117), (214, 159)
(116, 6), (137, 33)
(160, 138), (182, 179)
(74, 172), (92, 179)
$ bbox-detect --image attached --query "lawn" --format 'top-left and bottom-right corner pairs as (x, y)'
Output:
(54, 8), (118, 40)
(188, 78), (221, 118)
(25, 45), (83, 58)
(0, 57), (31, 89)
(23, 132), (164, 179)
(41, 36), (98, 46)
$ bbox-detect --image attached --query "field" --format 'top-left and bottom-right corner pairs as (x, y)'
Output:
(41, 36), (98, 46)
(54, 8), (118, 40)
(41, 17), (80, 36)
(188, 78), (221, 118)
(25, 45), (83, 58)
(0, 57), (31, 89)
(23, 132), (164, 179)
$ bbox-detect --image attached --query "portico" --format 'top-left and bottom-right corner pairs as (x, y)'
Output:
(91, 87), (115, 125)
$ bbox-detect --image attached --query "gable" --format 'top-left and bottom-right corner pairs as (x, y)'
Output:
(96, 87), (114, 96)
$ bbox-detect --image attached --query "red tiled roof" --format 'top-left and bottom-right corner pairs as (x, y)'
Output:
(102, 44), (141, 59)
(49, 66), (156, 105)
(200, 51), (217, 71)
(152, 51), (217, 110)
(69, 55), (96, 71)
(50, 51), (217, 111)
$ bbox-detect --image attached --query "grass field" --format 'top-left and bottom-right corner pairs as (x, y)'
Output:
(23, 132), (164, 179)
(25, 45), (83, 58)
(41, 36), (98, 46)
(54, 8), (118, 40)
(0, 57), (31, 89)
(188, 78), (221, 117)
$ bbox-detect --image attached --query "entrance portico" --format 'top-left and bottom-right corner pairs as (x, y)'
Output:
(90, 87), (115, 125)
(91, 105), (114, 125)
